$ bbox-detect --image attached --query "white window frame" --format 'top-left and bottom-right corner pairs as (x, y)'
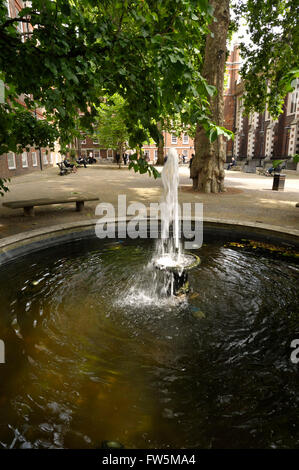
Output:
(287, 78), (299, 115)
(49, 152), (54, 164)
(93, 138), (99, 144)
(171, 134), (177, 144)
(43, 153), (48, 165)
(287, 91), (298, 115)
(31, 152), (37, 166)
(5, 1), (11, 17)
(183, 134), (189, 144)
(21, 152), (28, 168)
(16, 9), (25, 42)
(81, 139), (86, 145)
(7, 152), (16, 170)
(265, 104), (271, 121)
(224, 70), (230, 90)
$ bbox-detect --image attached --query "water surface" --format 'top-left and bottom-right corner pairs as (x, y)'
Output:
(0, 237), (298, 449)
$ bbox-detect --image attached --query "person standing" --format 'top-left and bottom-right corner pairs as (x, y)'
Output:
(116, 153), (121, 168)
(189, 153), (194, 178)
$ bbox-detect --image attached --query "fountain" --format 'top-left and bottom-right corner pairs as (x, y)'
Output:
(153, 148), (200, 296)
(0, 149), (298, 448)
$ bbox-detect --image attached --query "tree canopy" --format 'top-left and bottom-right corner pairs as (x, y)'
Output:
(0, 0), (225, 158)
(232, 0), (299, 118)
(94, 94), (129, 153)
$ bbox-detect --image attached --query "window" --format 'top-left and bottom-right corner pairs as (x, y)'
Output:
(49, 152), (54, 164)
(236, 97), (244, 130)
(5, 1), (11, 17)
(265, 104), (271, 121)
(93, 138), (99, 144)
(287, 79), (299, 115)
(16, 9), (25, 42)
(22, 152), (28, 167)
(81, 139), (86, 145)
(7, 152), (16, 169)
(183, 134), (189, 144)
(288, 91), (298, 115)
(171, 134), (177, 144)
(32, 152), (37, 166)
(43, 153), (48, 164)
(224, 70), (230, 90)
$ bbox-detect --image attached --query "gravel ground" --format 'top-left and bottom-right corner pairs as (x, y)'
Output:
(0, 164), (298, 238)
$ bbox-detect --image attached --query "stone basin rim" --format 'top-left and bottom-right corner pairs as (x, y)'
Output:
(0, 217), (298, 266)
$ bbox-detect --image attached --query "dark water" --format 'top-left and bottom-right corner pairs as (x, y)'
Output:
(0, 237), (298, 449)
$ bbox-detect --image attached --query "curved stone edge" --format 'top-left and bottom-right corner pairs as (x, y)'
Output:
(0, 217), (298, 266)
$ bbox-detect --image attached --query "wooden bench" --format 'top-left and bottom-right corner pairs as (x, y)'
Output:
(57, 162), (73, 175)
(2, 196), (99, 216)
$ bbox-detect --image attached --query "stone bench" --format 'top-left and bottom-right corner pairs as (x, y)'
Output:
(2, 196), (99, 216)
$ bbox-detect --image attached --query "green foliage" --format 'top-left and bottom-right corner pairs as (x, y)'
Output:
(206, 124), (234, 143)
(94, 94), (129, 152)
(0, 176), (9, 196)
(129, 153), (160, 179)
(0, 0), (217, 159)
(272, 159), (284, 169)
(232, 0), (299, 118)
(292, 154), (299, 164)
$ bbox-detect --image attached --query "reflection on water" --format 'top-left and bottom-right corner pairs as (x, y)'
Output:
(0, 238), (298, 449)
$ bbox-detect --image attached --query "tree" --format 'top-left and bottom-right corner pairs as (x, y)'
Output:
(94, 94), (129, 159)
(191, 0), (230, 192)
(233, 0), (299, 118)
(191, 0), (299, 193)
(1, 0), (237, 192)
(0, 0), (220, 155)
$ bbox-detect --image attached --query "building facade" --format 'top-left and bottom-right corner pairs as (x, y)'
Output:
(77, 136), (116, 161)
(224, 44), (299, 166)
(142, 131), (194, 163)
(77, 131), (194, 164)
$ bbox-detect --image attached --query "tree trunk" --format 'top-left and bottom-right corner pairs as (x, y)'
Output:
(191, 0), (230, 193)
(157, 122), (164, 165)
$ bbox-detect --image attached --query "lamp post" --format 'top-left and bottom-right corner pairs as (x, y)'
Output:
(39, 148), (43, 171)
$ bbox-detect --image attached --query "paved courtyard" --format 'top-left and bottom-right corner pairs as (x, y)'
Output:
(0, 164), (298, 238)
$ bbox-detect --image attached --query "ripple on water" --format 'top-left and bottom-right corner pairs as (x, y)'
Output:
(0, 238), (298, 449)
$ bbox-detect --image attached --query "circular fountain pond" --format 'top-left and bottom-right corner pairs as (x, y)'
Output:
(0, 228), (298, 449)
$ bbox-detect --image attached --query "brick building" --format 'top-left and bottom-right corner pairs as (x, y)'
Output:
(223, 44), (242, 159)
(142, 131), (194, 163)
(224, 44), (299, 167)
(77, 136), (116, 161)
(0, 1), (60, 179)
(77, 131), (195, 164)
